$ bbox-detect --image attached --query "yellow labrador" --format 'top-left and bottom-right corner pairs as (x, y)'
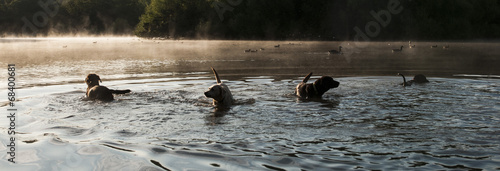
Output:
(85, 74), (131, 101)
(204, 68), (234, 108)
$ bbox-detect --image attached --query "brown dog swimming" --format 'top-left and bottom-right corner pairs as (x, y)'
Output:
(85, 74), (131, 101)
(295, 72), (340, 99)
(204, 68), (234, 108)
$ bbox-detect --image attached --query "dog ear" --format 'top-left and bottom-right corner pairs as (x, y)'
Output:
(315, 77), (323, 86)
(219, 88), (226, 100)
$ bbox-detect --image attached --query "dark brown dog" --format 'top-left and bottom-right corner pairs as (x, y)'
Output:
(85, 74), (131, 101)
(411, 74), (429, 83)
(295, 72), (340, 99)
(398, 73), (429, 87)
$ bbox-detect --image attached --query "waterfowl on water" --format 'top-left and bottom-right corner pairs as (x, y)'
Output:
(274, 44), (280, 48)
(328, 46), (343, 54)
(431, 45), (438, 48)
(392, 46), (404, 52)
(409, 41), (415, 48)
(443, 45), (449, 49)
(244, 49), (251, 53)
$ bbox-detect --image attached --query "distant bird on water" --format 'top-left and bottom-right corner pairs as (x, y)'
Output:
(274, 44), (280, 48)
(431, 45), (438, 48)
(392, 46), (404, 52)
(328, 46), (343, 54)
(443, 45), (449, 49)
(408, 41), (415, 48)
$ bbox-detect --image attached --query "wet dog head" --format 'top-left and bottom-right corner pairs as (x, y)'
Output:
(204, 84), (226, 102)
(412, 74), (429, 83)
(315, 76), (340, 89)
(85, 74), (102, 87)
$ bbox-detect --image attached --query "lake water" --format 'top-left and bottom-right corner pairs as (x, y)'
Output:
(0, 38), (499, 170)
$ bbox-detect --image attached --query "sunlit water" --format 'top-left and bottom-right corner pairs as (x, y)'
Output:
(0, 38), (499, 170)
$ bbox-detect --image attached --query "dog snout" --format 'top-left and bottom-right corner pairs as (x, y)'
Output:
(204, 91), (212, 98)
(333, 81), (340, 88)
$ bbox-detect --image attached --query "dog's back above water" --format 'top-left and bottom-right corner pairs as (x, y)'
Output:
(85, 74), (131, 101)
(295, 72), (340, 99)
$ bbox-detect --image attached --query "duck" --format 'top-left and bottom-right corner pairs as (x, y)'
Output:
(274, 44), (280, 48)
(244, 49), (251, 53)
(328, 46), (343, 54)
(392, 46), (404, 52)
(431, 45), (438, 48)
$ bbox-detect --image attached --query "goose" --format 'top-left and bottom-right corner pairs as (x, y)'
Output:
(409, 41), (415, 48)
(328, 46), (343, 54)
(392, 46), (404, 52)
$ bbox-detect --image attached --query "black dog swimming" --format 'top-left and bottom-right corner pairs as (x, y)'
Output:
(398, 73), (429, 87)
(295, 72), (340, 99)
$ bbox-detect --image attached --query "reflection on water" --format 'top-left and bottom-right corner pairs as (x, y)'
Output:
(0, 38), (499, 170)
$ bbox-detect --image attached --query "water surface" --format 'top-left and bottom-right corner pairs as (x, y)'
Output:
(0, 38), (499, 170)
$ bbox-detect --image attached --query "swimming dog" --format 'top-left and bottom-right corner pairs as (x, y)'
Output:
(398, 73), (429, 87)
(85, 74), (131, 101)
(204, 68), (234, 108)
(295, 72), (340, 99)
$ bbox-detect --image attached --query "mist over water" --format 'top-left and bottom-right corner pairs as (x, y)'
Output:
(0, 38), (499, 170)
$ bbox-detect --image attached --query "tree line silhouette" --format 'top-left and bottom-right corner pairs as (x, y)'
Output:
(1, 0), (499, 40)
